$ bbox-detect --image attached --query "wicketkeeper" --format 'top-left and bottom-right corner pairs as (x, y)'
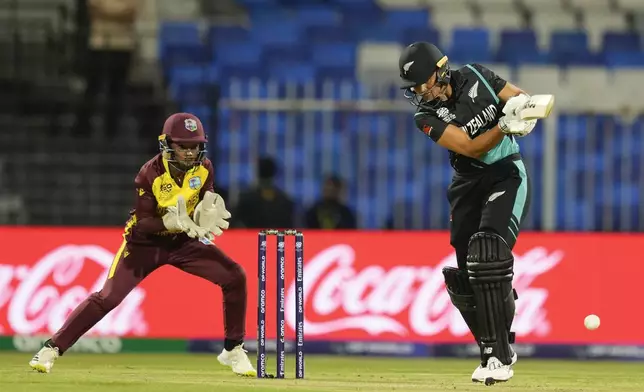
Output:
(29, 113), (256, 377)
(399, 42), (549, 384)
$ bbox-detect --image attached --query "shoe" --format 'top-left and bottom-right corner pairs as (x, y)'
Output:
(217, 343), (257, 377)
(480, 356), (514, 385)
(472, 348), (517, 383)
(29, 344), (60, 373)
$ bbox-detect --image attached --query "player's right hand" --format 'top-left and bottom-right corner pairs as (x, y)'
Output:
(498, 117), (536, 137)
(163, 196), (210, 239)
(162, 205), (183, 233)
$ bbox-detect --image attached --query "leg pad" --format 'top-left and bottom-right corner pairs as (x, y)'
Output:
(466, 232), (516, 365)
(443, 267), (479, 340)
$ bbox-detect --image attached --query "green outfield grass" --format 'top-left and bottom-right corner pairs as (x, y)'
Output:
(1, 352), (643, 391)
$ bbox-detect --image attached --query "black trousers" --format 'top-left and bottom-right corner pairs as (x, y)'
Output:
(447, 157), (531, 270)
(74, 49), (132, 136)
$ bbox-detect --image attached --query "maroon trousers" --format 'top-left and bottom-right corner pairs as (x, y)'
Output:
(52, 238), (247, 353)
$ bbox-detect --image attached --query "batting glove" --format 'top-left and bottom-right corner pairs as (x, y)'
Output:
(502, 93), (531, 121)
(498, 117), (537, 137)
(194, 191), (231, 237)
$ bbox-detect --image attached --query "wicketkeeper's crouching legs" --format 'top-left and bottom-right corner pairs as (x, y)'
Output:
(29, 243), (163, 373)
(169, 240), (248, 349)
(169, 240), (255, 376)
(30, 239), (255, 377)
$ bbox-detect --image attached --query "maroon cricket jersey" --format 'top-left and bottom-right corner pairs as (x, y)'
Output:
(122, 154), (214, 245)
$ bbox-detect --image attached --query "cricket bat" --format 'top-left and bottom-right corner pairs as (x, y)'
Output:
(516, 94), (555, 120)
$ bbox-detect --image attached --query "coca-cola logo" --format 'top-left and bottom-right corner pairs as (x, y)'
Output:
(0, 245), (147, 336)
(285, 244), (563, 338)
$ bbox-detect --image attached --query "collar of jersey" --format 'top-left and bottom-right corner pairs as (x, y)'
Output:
(428, 70), (465, 110)
(448, 69), (466, 101)
(161, 157), (184, 188)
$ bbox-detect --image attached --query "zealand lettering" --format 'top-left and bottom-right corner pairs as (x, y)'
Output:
(462, 104), (498, 136)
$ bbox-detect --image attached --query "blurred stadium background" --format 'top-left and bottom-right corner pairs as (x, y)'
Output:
(1, 0), (644, 370)
(0, 0), (642, 231)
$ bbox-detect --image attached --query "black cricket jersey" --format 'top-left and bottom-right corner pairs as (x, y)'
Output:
(413, 64), (521, 173)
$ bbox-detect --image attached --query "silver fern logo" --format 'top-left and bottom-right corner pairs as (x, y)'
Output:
(468, 81), (479, 102)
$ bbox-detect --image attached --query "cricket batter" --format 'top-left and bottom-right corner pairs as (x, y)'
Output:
(29, 113), (256, 377)
(399, 42), (539, 384)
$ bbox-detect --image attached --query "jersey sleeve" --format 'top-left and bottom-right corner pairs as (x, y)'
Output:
(414, 111), (449, 143)
(470, 63), (507, 94)
(133, 166), (166, 234)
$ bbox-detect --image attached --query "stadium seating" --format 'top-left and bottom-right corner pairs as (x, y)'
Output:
(158, 0), (644, 230)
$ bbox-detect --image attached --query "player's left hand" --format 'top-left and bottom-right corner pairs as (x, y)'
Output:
(168, 195), (211, 239)
(498, 117), (536, 137)
(194, 191), (231, 237)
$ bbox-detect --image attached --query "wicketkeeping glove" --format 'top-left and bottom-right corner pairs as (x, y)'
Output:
(194, 191), (231, 237)
(162, 195), (211, 239)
